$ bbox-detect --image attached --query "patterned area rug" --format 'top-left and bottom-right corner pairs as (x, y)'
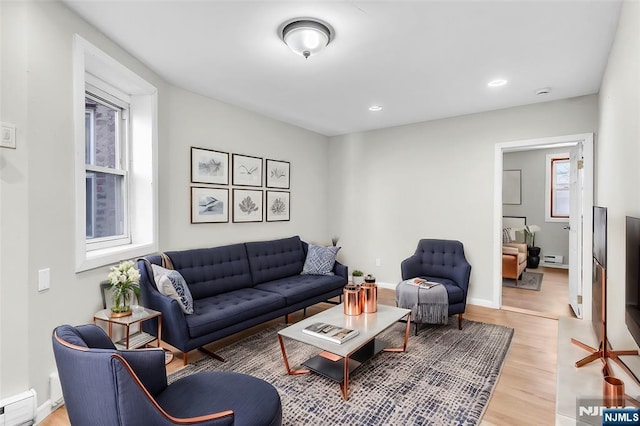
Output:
(169, 319), (513, 425)
(502, 271), (543, 291)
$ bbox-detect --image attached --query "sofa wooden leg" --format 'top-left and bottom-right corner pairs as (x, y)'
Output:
(285, 314), (290, 324)
(458, 314), (463, 330)
(198, 347), (226, 362)
(303, 307), (307, 317)
(183, 351), (188, 366)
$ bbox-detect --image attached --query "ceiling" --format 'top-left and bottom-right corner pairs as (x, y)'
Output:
(63, 1), (622, 137)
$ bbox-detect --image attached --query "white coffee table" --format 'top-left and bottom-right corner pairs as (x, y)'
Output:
(277, 304), (411, 400)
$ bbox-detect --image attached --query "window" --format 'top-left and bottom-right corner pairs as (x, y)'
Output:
(546, 153), (570, 222)
(74, 35), (158, 272)
(85, 88), (130, 248)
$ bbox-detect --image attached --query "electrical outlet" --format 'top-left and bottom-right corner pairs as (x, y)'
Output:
(38, 268), (50, 292)
(375, 258), (381, 267)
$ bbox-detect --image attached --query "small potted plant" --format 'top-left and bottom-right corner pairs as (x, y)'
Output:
(352, 270), (364, 285)
(107, 260), (141, 318)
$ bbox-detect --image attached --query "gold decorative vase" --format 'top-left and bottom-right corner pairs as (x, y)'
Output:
(603, 376), (625, 408)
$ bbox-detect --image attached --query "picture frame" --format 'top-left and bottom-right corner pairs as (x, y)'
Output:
(232, 154), (263, 187)
(191, 147), (229, 185)
(191, 187), (229, 223)
(503, 170), (522, 205)
(232, 189), (263, 222)
(265, 159), (290, 189)
(100, 281), (114, 310)
(266, 191), (290, 222)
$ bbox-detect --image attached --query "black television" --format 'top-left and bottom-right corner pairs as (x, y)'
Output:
(625, 216), (640, 348)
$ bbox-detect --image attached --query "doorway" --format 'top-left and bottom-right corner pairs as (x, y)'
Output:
(493, 133), (593, 321)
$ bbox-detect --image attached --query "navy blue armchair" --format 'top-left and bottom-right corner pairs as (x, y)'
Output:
(52, 324), (282, 426)
(401, 239), (472, 330)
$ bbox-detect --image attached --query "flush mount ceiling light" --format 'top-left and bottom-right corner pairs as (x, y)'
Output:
(368, 105), (383, 112)
(281, 19), (332, 59)
(488, 79), (508, 87)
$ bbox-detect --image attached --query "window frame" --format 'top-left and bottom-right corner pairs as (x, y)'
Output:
(74, 34), (158, 272)
(545, 153), (570, 223)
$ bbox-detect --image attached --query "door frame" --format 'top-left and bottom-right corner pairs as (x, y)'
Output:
(493, 133), (594, 320)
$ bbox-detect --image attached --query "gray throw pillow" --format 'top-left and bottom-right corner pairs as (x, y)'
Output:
(151, 264), (194, 314)
(301, 245), (340, 276)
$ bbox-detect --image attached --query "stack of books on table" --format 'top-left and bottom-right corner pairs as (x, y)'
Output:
(302, 323), (359, 344)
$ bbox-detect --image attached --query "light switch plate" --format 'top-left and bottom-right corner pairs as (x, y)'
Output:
(38, 268), (50, 292)
(0, 122), (16, 149)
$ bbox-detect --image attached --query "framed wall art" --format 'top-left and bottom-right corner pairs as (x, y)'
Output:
(503, 170), (522, 205)
(266, 191), (290, 222)
(191, 187), (229, 223)
(233, 189), (263, 223)
(232, 154), (262, 187)
(191, 147), (229, 185)
(265, 159), (290, 189)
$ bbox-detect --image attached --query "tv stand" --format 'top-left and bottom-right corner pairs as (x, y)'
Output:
(571, 338), (639, 381)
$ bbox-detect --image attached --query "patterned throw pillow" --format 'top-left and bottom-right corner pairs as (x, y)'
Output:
(502, 227), (514, 243)
(301, 245), (341, 276)
(151, 264), (194, 314)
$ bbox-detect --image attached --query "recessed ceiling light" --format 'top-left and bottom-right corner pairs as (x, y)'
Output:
(488, 79), (508, 88)
(368, 105), (383, 112)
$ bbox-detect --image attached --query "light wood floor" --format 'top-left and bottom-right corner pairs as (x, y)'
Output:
(502, 266), (574, 319)
(42, 289), (557, 426)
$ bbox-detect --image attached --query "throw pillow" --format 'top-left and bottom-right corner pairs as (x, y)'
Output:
(301, 245), (340, 276)
(151, 264), (194, 314)
(502, 227), (515, 243)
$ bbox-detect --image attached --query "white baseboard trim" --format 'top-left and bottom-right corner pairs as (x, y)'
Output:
(36, 399), (56, 424)
(467, 297), (499, 309)
(376, 281), (397, 290)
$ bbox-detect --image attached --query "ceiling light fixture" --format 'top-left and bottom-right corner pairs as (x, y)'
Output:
(368, 105), (383, 112)
(281, 19), (332, 59)
(488, 79), (508, 87)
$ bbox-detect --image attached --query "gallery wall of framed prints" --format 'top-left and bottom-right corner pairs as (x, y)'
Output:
(189, 147), (290, 224)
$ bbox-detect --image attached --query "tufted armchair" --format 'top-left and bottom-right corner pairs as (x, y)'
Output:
(400, 239), (472, 330)
(52, 324), (282, 426)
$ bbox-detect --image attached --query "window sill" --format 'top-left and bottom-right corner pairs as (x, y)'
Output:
(76, 241), (158, 273)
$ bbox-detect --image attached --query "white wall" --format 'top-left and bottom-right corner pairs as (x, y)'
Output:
(503, 147), (571, 265)
(161, 87), (330, 250)
(0, 0), (331, 412)
(597, 0), (640, 348)
(328, 95), (598, 305)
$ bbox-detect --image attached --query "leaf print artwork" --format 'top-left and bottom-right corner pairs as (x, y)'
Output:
(271, 198), (286, 215)
(270, 168), (286, 179)
(239, 196), (259, 214)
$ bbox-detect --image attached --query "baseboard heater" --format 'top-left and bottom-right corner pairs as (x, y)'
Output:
(0, 389), (36, 426)
(543, 254), (564, 264)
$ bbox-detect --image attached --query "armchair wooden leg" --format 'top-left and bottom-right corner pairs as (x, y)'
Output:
(458, 313), (463, 330)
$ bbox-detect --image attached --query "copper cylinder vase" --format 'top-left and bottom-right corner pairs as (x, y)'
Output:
(603, 376), (625, 408)
(343, 285), (363, 316)
(361, 283), (377, 313)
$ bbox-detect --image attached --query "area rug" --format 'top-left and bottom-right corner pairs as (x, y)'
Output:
(169, 319), (514, 425)
(502, 271), (543, 291)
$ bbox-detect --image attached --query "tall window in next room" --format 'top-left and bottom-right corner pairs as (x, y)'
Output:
(546, 153), (570, 222)
(85, 85), (130, 249)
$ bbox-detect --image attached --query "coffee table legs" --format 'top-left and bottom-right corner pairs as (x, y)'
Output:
(341, 357), (349, 400)
(278, 334), (310, 375)
(383, 312), (411, 353)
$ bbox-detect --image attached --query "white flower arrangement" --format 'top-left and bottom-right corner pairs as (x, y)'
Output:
(107, 260), (141, 313)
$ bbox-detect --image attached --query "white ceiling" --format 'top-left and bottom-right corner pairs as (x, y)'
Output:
(63, 1), (621, 137)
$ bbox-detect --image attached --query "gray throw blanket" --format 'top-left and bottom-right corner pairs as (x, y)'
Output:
(397, 279), (449, 325)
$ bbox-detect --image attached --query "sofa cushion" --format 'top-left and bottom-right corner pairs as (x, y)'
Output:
(245, 236), (306, 285)
(185, 289), (285, 338)
(151, 264), (194, 314)
(301, 245), (340, 276)
(165, 244), (252, 300)
(254, 274), (345, 305)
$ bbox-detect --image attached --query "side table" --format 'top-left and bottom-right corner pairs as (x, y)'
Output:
(93, 307), (174, 364)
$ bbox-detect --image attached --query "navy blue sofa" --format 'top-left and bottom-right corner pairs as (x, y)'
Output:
(400, 239), (472, 330)
(53, 324), (282, 425)
(138, 236), (347, 364)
